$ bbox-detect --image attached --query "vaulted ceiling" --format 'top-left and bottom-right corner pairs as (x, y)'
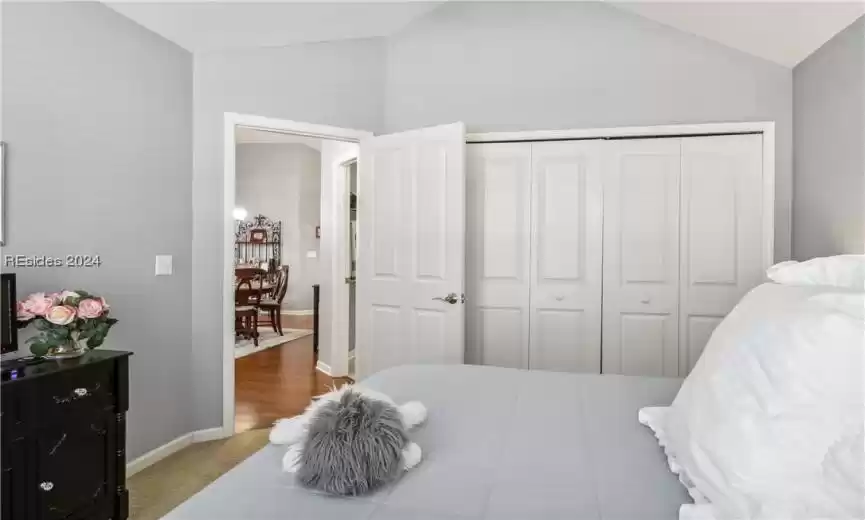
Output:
(106, 1), (865, 67)
(106, 2), (443, 53)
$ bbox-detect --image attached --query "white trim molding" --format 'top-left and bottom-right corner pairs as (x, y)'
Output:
(126, 428), (230, 477)
(126, 433), (193, 477)
(315, 360), (333, 376)
(281, 309), (313, 316)
(191, 427), (228, 443)
(223, 112), (371, 439)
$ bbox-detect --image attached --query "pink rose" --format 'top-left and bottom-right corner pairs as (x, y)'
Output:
(16, 301), (35, 321)
(77, 298), (104, 319)
(98, 297), (110, 311)
(45, 305), (76, 326)
(22, 293), (55, 316)
(46, 292), (62, 304)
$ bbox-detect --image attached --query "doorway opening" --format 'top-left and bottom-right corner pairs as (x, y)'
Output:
(222, 113), (370, 437)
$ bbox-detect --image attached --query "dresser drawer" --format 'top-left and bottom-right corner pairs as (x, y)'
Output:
(34, 364), (115, 424)
(2, 351), (131, 520)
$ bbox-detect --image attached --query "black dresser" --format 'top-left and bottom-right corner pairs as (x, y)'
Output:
(1, 350), (131, 520)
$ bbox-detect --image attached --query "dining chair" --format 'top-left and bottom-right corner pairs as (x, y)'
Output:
(235, 273), (264, 346)
(259, 265), (290, 336)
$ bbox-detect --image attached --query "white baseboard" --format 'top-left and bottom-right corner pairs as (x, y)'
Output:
(315, 360), (332, 376)
(192, 427), (229, 443)
(281, 309), (313, 316)
(127, 433), (193, 477)
(126, 427), (230, 477)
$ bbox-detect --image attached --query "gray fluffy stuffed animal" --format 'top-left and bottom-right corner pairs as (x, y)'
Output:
(269, 384), (427, 496)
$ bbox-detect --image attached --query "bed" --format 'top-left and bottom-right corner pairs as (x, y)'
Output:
(163, 365), (691, 520)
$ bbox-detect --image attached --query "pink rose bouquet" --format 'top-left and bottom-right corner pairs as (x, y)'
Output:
(16, 289), (118, 357)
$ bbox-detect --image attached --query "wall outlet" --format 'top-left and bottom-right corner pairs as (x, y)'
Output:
(306, 250), (318, 259)
(155, 255), (173, 276)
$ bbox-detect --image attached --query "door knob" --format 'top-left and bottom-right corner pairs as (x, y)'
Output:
(432, 293), (464, 305)
(344, 276), (356, 285)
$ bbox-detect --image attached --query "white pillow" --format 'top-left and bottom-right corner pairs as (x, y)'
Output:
(642, 283), (865, 520)
(767, 254), (865, 290)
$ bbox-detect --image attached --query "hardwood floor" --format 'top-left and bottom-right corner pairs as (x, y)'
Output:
(234, 314), (351, 433)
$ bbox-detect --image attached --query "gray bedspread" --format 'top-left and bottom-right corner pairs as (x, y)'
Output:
(163, 365), (691, 520)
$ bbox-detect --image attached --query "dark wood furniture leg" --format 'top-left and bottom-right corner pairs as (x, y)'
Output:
(276, 310), (283, 336)
(313, 284), (320, 356)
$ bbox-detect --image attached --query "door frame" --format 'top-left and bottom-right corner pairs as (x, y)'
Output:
(467, 121), (776, 270)
(222, 112), (371, 437)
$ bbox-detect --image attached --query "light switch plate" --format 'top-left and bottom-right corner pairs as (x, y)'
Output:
(155, 255), (173, 276)
(306, 250), (318, 259)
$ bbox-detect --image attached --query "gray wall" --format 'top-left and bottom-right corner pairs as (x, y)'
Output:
(793, 16), (865, 259)
(1, 2), (192, 459)
(236, 143), (322, 310)
(192, 39), (385, 430)
(385, 1), (794, 261)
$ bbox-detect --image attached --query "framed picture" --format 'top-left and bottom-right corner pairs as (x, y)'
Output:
(0, 142), (6, 246)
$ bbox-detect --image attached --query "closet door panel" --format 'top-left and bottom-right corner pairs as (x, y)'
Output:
(532, 309), (586, 372)
(679, 134), (764, 374)
(529, 141), (603, 373)
(473, 307), (525, 368)
(620, 313), (675, 377)
(466, 143), (532, 369)
(602, 139), (681, 377)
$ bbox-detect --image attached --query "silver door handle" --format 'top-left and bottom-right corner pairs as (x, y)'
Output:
(432, 293), (465, 305)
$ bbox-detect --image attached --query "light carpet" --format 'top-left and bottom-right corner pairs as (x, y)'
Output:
(234, 327), (312, 359)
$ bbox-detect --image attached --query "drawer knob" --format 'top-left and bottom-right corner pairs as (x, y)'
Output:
(40, 481), (54, 491)
(74, 388), (89, 397)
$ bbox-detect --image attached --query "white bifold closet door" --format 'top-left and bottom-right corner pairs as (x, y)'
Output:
(529, 141), (603, 373)
(465, 143), (532, 369)
(602, 134), (765, 377)
(466, 133), (765, 378)
(678, 134), (764, 374)
(601, 139), (682, 377)
(465, 140), (603, 373)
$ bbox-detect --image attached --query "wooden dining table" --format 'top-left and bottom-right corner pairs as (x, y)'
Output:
(234, 266), (274, 301)
(234, 281), (274, 302)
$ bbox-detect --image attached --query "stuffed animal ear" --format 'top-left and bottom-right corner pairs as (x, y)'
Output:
(399, 401), (428, 429)
(269, 416), (306, 445)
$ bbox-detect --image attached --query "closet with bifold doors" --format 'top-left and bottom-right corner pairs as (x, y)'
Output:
(466, 133), (768, 377)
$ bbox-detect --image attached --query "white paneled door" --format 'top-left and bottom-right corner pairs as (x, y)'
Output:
(679, 134), (764, 374)
(356, 123), (467, 380)
(529, 141), (603, 373)
(466, 143), (532, 369)
(602, 139), (682, 377)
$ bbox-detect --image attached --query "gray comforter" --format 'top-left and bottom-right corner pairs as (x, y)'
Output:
(163, 365), (691, 519)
